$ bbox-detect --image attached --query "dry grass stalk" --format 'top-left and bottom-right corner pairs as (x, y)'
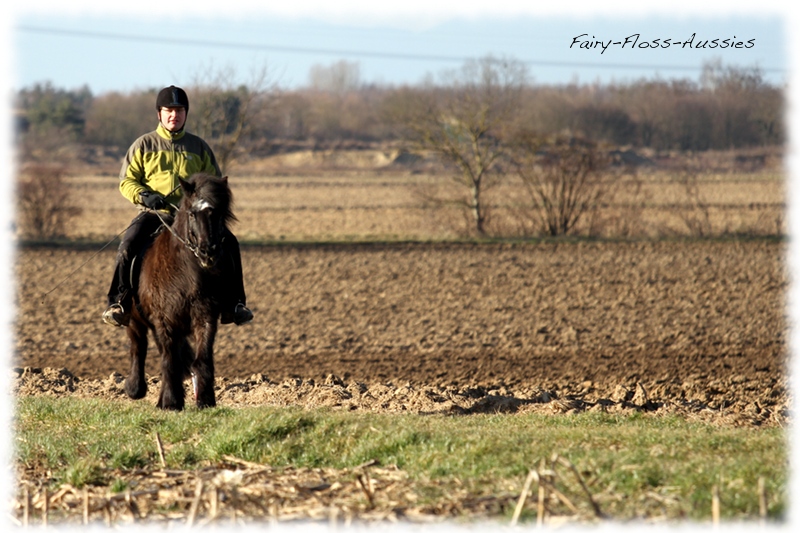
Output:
(124, 488), (139, 522)
(229, 485), (239, 525)
(222, 454), (271, 470)
(356, 474), (375, 509)
(537, 479), (546, 527)
(554, 455), (605, 519)
(82, 489), (89, 525)
(510, 468), (537, 526)
(103, 499), (111, 526)
(212, 487), (222, 522)
(22, 485), (30, 527)
(42, 486), (49, 527)
(108, 488), (160, 501)
(712, 484), (720, 526)
(155, 432), (166, 468)
(355, 460), (379, 511)
(329, 505), (339, 529)
(508, 455), (607, 526)
(10, 458), (765, 526)
(547, 484), (580, 514)
(758, 476), (767, 524)
(187, 479), (204, 527)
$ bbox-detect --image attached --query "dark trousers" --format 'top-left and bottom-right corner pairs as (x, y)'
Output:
(107, 211), (247, 310)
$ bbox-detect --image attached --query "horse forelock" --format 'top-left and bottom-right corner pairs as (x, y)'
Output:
(180, 173), (236, 224)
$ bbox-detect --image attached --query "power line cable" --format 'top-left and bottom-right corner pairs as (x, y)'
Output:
(16, 24), (785, 75)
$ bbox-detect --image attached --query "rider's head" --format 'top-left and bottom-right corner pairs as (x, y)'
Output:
(156, 85), (189, 133)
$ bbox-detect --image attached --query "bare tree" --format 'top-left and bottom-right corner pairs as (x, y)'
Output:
(189, 63), (279, 172)
(511, 133), (612, 236)
(389, 56), (528, 235)
(308, 60), (361, 94)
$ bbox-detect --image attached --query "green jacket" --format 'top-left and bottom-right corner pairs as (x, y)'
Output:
(119, 123), (221, 208)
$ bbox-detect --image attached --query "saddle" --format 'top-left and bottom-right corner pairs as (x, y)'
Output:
(126, 228), (164, 304)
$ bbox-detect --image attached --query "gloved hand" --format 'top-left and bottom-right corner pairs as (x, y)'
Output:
(139, 191), (168, 210)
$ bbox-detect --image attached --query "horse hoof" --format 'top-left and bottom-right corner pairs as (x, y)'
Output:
(156, 401), (184, 411)
(196, 398), (217, 409)
(157, 394), (185, 411)
(124, 379), (147, 400)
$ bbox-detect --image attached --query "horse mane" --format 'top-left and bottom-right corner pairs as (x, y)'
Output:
(177, 172), (237, 226)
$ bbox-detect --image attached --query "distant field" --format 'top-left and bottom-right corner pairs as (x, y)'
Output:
(64, 165), (784, 243)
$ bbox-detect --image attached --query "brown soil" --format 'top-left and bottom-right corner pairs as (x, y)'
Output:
(13, 240), (789, 427)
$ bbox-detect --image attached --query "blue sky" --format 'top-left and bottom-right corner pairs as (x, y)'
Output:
(6, 1), (792, 94)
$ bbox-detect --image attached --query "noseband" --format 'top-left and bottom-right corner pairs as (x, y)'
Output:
(152, 207), (224, 265)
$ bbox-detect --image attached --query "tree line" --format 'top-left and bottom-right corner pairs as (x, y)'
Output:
(14, 57), (784, 158)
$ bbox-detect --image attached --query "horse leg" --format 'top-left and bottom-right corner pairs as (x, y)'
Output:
(154, 328), (186, 411)
(124, 319), (148, 399)
(191, 320), (218, 409)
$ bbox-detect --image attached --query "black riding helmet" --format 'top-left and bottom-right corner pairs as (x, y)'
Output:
(156, 85), (189, 112)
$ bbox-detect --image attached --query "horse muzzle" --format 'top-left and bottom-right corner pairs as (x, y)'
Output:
(194, 246), (220, 270)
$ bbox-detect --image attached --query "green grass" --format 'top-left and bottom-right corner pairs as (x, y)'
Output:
(13, 396), (787, 522)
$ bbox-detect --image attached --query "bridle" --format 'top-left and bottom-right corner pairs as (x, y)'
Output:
(150, 202), (224, 265)
(151, 207), (197, 256)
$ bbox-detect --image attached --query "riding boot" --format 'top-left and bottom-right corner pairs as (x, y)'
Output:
(103, 211), (163, 327)
(103, 240), (135, 327)
(219, 231), (253, 325)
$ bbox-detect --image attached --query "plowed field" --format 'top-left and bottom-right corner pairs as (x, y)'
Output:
(13, 239), (789, 428)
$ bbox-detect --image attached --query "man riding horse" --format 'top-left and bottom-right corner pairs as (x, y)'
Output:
(103, 85), (253, 328)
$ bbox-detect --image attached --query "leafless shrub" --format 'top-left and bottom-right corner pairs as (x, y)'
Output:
(511, 133), (613, 236)
(674, 169), (784, 238)
(584, 173), (648, 239)
(16, 164), (81, 240)
(676, 168), (714, 237)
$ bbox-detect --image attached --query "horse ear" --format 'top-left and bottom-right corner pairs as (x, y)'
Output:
(179, 177), (195, 195)
(221, 175), (228, 184)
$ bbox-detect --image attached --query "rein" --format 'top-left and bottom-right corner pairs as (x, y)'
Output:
(146, 182), (204, 260)
(151, 207), (201, 259)
(40, 222), (134, 304)
(149, 194), (225, 263)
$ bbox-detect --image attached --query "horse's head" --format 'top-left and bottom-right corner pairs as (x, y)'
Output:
(177, 173), (236, 270)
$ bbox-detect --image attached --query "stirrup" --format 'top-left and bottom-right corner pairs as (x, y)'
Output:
(102, 303), (130, 327)
(222, 303), (253, 325)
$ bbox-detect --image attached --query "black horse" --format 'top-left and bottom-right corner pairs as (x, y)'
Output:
(123, 172), (236, 410)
